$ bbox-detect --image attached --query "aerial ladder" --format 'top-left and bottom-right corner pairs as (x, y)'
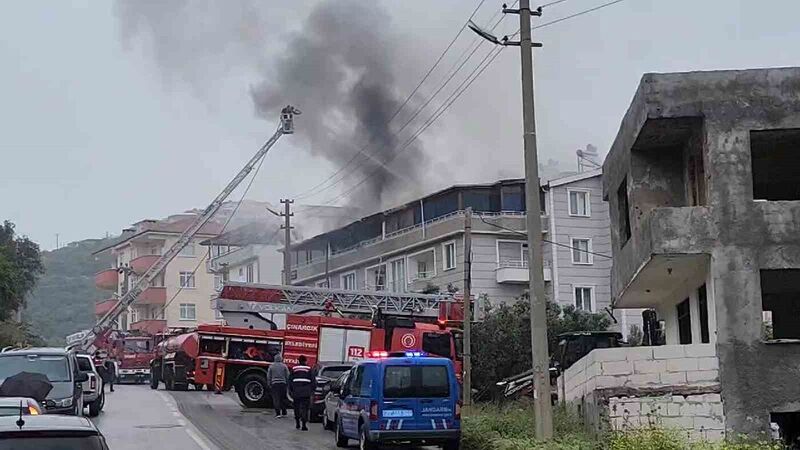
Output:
(78, 106), (301, 352)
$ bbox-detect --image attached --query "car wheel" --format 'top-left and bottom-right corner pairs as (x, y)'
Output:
(442, 439), (461, 450)
(359, 423), (378, 450)
(334, 417), (348, 447)
(323, 413), (334, 431)
(88, 392), (103, 417)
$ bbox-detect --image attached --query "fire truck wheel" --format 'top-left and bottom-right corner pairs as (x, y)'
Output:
(164, 370), (175, 391)
(149, 374), (159, 390)
(193, 383), (204, 391)
(236, 373), (270, 408)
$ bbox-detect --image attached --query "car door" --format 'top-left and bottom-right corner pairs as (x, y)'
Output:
(326, 371), (348, 423)
(341, 365), (364, 437)
(382, 363), (420, 429)
(416, 362), (455, 431)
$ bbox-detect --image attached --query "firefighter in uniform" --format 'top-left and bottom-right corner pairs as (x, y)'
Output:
(289, 355), (316, 431)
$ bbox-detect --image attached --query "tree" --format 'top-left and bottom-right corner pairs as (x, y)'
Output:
(471, 295), (611, 396)
(0, 221), (44, 320)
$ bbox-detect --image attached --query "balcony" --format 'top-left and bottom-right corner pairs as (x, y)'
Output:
(130, 319), (167, 334)
(130, 255), (160, 275)
(495, 260), (552, 284)
(94, 299), (119, 317)
(137, 287), (166, 305)
(94, 269), (119, 290)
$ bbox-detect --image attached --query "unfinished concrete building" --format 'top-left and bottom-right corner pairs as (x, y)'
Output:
(559, 67), (800, 443)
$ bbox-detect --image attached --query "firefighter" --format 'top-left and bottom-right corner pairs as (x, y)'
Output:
(103, 357), (117, 392)
(289, 355), (316, 431)
(266, 354), (289, 418)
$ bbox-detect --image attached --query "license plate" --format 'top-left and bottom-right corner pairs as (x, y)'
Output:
(383, 409), (413, 418)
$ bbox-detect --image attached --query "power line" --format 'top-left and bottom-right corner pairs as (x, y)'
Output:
(533, 0), (625, 30)
(476, 213), (612, 258)
(293, 0), (488, 201)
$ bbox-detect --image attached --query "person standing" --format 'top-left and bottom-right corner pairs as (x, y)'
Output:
(266, 354), (289, 417)
(103, 358), (117, 392)
(289, 355), (316, 431)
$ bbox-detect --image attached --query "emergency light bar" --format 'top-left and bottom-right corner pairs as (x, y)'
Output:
(366, 350), (428, 359)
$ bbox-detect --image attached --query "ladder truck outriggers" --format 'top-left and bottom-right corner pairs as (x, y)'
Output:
(75, 106), (301, 355)
(148, 282), (467, 408)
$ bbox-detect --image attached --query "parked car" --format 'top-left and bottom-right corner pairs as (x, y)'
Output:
(0, 414), (109, 449)
(75, 354), (104, 417)
(0, 347), (88, 415)
(322, 369), (352, 431)
(331, 351), (461, 450)
(0, 397), (42, 416)
(311, 361), (354, 421)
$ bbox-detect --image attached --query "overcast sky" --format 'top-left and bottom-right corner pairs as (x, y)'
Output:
(2, 0), (799, 249)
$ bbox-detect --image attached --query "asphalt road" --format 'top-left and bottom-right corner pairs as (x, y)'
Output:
(91, 384), (438, 449)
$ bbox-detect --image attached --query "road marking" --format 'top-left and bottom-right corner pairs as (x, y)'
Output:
(156, 391), (217, 450)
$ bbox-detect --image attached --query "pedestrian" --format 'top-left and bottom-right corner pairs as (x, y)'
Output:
(103, 358), (117, 392)
(267, 353), (289, 417)
(289, 355), (316, 431)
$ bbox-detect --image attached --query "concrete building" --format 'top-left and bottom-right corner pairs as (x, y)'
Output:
(288, 173), (617, 321)
(93, 215), (222, 333)
(201, 223), (284, 292)
(560, 67), (800, 443)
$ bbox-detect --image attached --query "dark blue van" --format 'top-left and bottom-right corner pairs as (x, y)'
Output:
(332, 351), (460, 449)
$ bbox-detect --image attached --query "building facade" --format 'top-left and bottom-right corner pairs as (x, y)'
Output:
(202, 223), (284, 292)
(93, 215), (222, 333)
(289, 174), (617, 322)
(561, 67), (800, 443)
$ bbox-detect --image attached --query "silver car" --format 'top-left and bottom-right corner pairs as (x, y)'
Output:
(75, 354), (104, 417)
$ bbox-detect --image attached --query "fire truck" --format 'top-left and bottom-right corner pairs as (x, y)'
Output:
(148, 282), (466, 408)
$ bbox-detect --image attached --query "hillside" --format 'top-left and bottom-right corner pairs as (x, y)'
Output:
(23, 237), (116, 345)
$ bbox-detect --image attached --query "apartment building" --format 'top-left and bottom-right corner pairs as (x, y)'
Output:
(93, 214), (222, 333)
(201, 223), (283, 291)
(558, 68), (800, 443)
(288, 173), (616, 322)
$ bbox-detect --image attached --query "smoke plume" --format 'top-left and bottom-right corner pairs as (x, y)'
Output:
(115, 0), (426, 211)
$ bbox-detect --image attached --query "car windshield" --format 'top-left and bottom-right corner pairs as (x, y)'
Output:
(0, 355), (71, 382)
(122, 340), (150, 353)
(76, 357), (92, 372)
(2, 436), (107, 450)
(422, 332), (452, 358)
(383, 365), (450, 398)
(319, 366), (350, 380)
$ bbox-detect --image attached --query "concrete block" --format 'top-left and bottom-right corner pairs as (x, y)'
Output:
(667, 358), (699, 372)
(570, 358), (587, 374)
(620, 401), (641, 416)
(602, 360), (634, 376)
(686, 395), (705, 403)
(585, 362), (600, 379)
(634, 359), (666, 374)
(596, 375), (627, 389)
(626, 346), (654, 361)
(711, 402), (724, 417)
(693, 402), (713, 416)
(672, 395), (686, 403)
(680, 403), (698, 416)
(586, 377), (597, 392)
(627, 373), (660, 386)
(697, 357), (719, 371)
(662, 416), (694, 429)
(593, 347), (630, 362)
(686, 370), (719, 383)
(702, 429), (726, 442)
(653, 345), (686, 360)
(584, 350), (596, 368)
(660, 372), (687, 385)
(667, 402), (681, 416)
(685, 344), (717, 358)
(703, 393), (722, 403)
(695, 416), (725, 430)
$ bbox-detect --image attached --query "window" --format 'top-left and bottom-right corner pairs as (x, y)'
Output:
(366, 265), (386, 290)
(574, 287), (593, 312)
(408, 249), (436, 281)
(677, 298), (692, 345)
(423, 332), (452, 358)
(751, 129), (800, 201)
(76, 357), (92, 372)
(389, 259), (406, 292)
(179, 271), (195, 288)
(383, 366), (450, 399)
(246, 263), (255, 283)
(443, 241), (456, 271)
(617, 178), (631, 245)
(179, 303), (196, 320)
(316, 280), (329, 288)
(571, 238), (592, 264)
(341, 272), (357, 290)
(498, 241), (527, 267)
(698, 284), (710, 344)
(179, 244), (195, 257)
(213, 274), (224, 292)
(760, 269), (800, 340)
(348, 365), (370, 397)
(568, 190), (590, 217)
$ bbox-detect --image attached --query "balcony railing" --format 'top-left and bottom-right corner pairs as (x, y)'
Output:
(94, 298), (119, 316)
(129, 319), (167, 334)
(138, 287), (167, 305)
(130, 255), (160, 275)
(94, 268), (119, 290)
(410, 270), (436, 282)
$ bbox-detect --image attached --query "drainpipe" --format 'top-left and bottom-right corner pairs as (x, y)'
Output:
(549, 186), (559, 304)
(420, 199), (426, 239)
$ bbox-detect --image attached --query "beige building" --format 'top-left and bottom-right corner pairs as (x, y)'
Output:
(94, 214), (222, 333)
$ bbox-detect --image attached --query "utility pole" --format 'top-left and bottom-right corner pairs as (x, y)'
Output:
(462, 207), (473, 407)
(280, 199), (294, 285)
(55, 233), (59, 250)
(514, 0), (553, 438)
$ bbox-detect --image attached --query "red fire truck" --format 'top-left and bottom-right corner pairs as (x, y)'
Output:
(149, 282), (465, 408)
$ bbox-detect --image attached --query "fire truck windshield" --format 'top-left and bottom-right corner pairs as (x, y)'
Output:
(422, 332), (453, 359)
(123, 339), (151, 353)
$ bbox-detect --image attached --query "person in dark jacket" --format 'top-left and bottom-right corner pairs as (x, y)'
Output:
(266, 354), (290, 417)
(289, 355), (316, 431)
(103, 358), (117, 392)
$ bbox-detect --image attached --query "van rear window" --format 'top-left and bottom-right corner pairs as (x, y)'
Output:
(383, 365), (449, 398)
